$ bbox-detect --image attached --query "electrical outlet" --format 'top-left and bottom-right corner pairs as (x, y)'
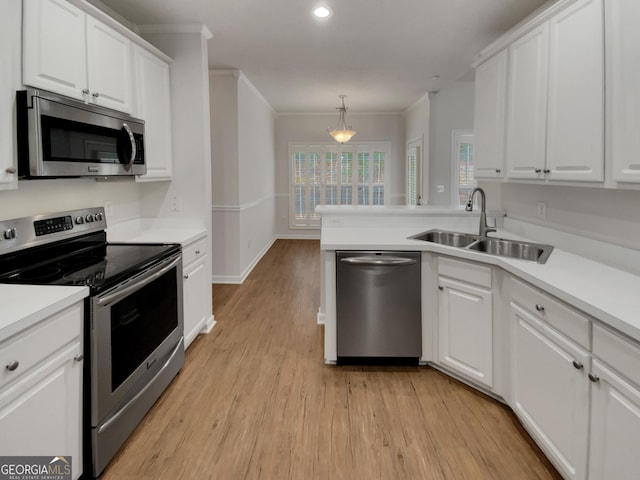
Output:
(170, 195), (181, 212)
(537, 202), (547, 220)
(436, 185), (445, 193)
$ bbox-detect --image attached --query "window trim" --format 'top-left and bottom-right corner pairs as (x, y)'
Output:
(288, 141), (390, 229)
(450, 130), (475, 208)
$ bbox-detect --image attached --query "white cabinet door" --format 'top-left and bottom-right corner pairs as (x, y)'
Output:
(588, 359), (640, 480)
(506, 24), (549, 179)
(0, 344), (83, 480)
(86, 16), (133, 113)
(474, 49), (508, 179)
(511, 302), (589, 480)
(546, 0), (603, 181)
(0, 0), (21, 189)
(609, 0), (640, 183)
(22, 0), (87, 101)
(438, 277), (493, 388)
(183, 257), (208, 349)
(134, 45), (173, 182)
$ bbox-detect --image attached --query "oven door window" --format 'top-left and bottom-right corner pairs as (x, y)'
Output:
(110, 270), (178, 391)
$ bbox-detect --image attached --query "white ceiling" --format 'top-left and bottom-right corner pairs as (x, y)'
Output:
(100, 0), (551, 113)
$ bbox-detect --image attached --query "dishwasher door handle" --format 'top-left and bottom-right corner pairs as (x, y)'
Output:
(339, 256), (417, 266)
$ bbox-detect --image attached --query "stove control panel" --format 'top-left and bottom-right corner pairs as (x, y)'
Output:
(0, 207), (107, 255)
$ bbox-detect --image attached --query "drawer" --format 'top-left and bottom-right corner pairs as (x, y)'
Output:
(510, 277), (591, 350)
(438, 256), (491, 288)
(0, 303), (82, 390)
(182, 238), (206, 268)
(593, 323), (640, 387)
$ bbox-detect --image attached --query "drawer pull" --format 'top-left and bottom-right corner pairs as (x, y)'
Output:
(184, 274), (189, 280)
(438, 285), (444, 291)
(74, 354), (84, 362)
(588, 373), (600, 383)
(5, 361), (19, 371)
(195, 250), (201, 255)
(495, 168), (501, 174)
(535, 304), (545, 312)
(535, 168), (542, 174)
(572, 360), (583, 370)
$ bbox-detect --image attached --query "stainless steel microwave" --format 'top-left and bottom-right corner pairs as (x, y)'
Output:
(17, 89), (146, 178)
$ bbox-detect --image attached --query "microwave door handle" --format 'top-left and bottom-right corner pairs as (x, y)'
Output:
(96, 254), (180, 307)
(122, 123), (136, 166)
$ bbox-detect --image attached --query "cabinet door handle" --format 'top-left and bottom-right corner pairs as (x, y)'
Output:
(82, 88), (90, 95)
(438, 285), (444, 291)
(195, 250), (201, 255)
(495, 168), (501, 174)
(572, 360), (583, 370)
(588, 373), (600, 383)
(535, 304), (545, 312)
(5, 360), (19, 371)
(92, 92), (100, 98)
(543, 168), (550, 174)
(74, 354), (84, 362)
(184, 274), (189, 279)
(535, 168), (542, 173)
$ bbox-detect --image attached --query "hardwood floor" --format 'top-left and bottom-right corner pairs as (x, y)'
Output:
(102, 239), (561, 479)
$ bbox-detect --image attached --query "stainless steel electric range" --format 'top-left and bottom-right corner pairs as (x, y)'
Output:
(0, 207), (184, 478)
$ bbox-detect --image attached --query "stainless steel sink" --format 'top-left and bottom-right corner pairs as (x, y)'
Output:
(468, 238), (554, 264)
(409, 229), (478, 248)
(409, 229), (554, 264)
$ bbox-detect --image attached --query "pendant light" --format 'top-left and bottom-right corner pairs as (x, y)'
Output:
(328, 95), (356, 144)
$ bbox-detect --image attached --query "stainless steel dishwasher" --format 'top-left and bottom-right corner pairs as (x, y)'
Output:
(336, 251), (421, 362)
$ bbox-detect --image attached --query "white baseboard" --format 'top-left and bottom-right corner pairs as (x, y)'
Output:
(202, 314), (216, 333)
(276, 233), (321, 240)
(212, 236), (277, 284)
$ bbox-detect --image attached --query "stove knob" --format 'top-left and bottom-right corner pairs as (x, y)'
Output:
(95, 212), (104, 222)
(85, 214), (94, 223)
(75, 216), (84, 224)
(3, 228), (16, 240)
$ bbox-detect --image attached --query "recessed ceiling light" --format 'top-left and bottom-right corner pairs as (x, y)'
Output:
(312, 5), (333, 20)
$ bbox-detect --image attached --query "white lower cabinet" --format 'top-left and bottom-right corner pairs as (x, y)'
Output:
(0, 302), (84, 480)
(437, 257), (493, 388)
(510, 300), (590, 480)
(587, 323), (640, 480)
(182, 237), (209, 349)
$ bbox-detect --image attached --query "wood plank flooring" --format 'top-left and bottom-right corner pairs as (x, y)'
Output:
(102, 239), (561, 480)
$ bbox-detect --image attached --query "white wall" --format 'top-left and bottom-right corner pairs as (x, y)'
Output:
(275, 113), (405, 238)
(210, 71), (277, 282)
(501, 183), (640, 252)
(428, 80), (476, 205)
(404, 93), (430, 205)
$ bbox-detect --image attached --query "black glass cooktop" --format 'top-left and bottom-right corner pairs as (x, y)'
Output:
(0, 231), (180, 293)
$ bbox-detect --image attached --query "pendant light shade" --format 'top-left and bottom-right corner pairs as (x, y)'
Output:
(328, 95), (356, 144)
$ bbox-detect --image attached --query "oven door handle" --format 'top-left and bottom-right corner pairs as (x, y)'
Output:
(96, 254), (181, 307)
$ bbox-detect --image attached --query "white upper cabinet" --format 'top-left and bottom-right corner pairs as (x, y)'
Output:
(23, 0), (87, 101)
(23, 0), (134, 114)
(85, 16), (133, 113)
(506, 24), (549, 179)
(473, 49), (508, 179)
(134, 45), (173, 182)
(0, 0), (21, 189)
(546, 0), (603, 182)
(609, 0), (640, 183)
(478, 0), (604, 183)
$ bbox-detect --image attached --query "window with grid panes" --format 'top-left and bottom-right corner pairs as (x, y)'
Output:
(289, 142), (389, 227)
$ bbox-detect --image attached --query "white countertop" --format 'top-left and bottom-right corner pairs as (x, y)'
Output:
(0, 285), (88, 343)
(321, 225), (640, 344)
(107, 218), (206, 246)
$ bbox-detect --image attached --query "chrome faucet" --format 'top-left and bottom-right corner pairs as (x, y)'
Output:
(465, 187), (496, 237)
